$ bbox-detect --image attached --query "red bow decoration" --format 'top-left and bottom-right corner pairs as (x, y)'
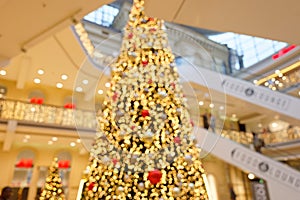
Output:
(16, 159), (33, 168)
(30, 98), (43, 104)
(58, 160), (70, 168)
(64, 103), (76, 109)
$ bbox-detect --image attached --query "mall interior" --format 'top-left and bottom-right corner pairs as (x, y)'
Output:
(0, 0), (300, 199)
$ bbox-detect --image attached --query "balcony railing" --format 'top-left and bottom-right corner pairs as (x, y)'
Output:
(0, 98), (97, 130)
(212, 126), (300, 147)
(1, 98), (299, 147)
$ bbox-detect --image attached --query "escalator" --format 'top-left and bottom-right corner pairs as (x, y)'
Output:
(178, 62), (300, 121)
(194, 127), (300, 199)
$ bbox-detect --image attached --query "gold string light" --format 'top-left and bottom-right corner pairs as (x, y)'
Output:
(82, 0), (209, 199)
(39, 157), (65, 200)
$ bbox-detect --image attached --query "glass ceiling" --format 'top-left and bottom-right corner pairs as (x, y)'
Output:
(208, 33), (287, 69)
(83, 5), (119, 27)
(83, 3), (288, 70)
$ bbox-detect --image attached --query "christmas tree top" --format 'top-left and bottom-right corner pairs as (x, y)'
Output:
(39, 158), (65, 200)
(82, 0), (209, 199)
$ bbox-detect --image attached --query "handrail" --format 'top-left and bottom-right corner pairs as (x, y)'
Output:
(1, 97), (299, 146)
(0, 98), (97, 129)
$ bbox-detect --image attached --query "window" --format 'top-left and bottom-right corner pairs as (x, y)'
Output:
(84, 5), (119, 27)
(209, 33), (287, 68)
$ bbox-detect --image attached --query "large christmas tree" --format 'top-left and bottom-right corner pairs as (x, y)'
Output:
(81, 0), (209, 199)
(40, 158), (65, 200)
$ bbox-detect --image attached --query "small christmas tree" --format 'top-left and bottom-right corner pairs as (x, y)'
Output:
(81, 0), (209, 199)
(40, 157), (65, 200)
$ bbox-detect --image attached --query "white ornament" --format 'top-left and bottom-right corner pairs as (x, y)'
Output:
(158, 91), (167, 97)
(185, 154), (193, 164)
(138, 182), (145, 190)
(173, 187), (180, 195)
(188, 183), (195, 189)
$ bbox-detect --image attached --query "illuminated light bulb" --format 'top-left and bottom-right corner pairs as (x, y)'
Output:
(82, 79), (89, 85)
(34, 78), (41, 84)
(0, 70), (7, 76)
(248, 173), (255, 180)
(271, 122), (278, 128)
(75, 86), (83, 92)
(70, 142), (76, 147)
(37, 69), (44, 75)
(105, 82), (111, 88)
(264, 82), (269, 86)
(56, 83), (63, 88)
(198, 101), (204, 106)
(61, 74), (68, 80)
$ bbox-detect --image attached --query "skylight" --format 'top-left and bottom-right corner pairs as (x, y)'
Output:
(209, 32), (287, 69)
(84, 5), (119, 27)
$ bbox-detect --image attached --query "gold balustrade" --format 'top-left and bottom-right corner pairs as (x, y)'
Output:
(0, 99), (97, 129)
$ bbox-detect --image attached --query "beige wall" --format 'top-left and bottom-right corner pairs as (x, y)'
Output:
(1, 79), (104, 111)
(0, 142), (89, 199)
(202, 154), (231, 200)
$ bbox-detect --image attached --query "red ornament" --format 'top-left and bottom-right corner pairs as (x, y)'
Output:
(148, 169), (162, 184)
(88, 182), (95, 190)
(148, 79), (153, 84)
(128, 33), (133, 39)
(142, 60), (148, 66)
(112, 92), (118, 101)
(112, 158), (118, 165)
(170, 82), (176, 89)
(174, 137), (181, 144)
(141, 110), (149, 117)
(131, 126), (135, 130)
(150, 28), (157, 32)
